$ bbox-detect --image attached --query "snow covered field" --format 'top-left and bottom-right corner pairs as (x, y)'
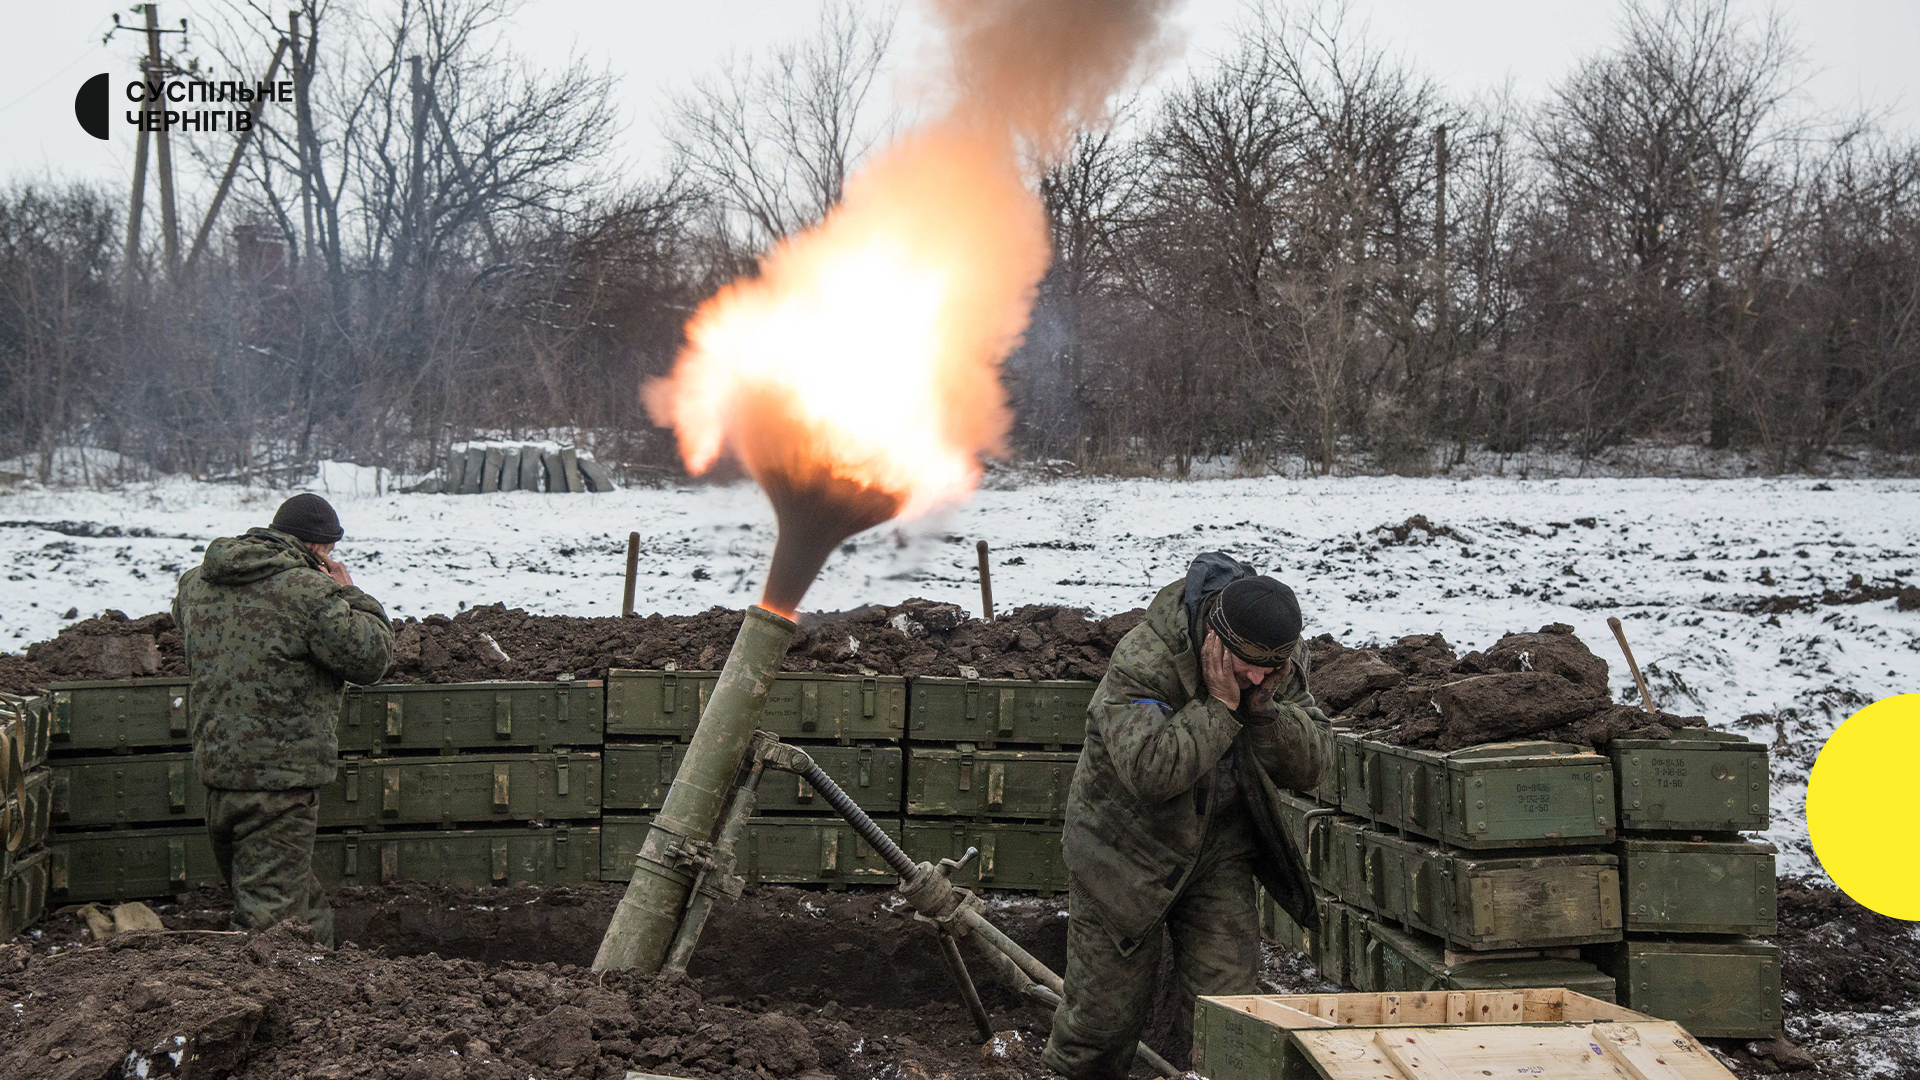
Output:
(1, 471), (1914, 876)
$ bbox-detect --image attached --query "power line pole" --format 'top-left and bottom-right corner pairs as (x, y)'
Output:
(123, 79), (152, 299)
(142, 4), (181, 280)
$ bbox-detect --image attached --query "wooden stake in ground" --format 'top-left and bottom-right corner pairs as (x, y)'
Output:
(623, 532), (640, 617)
(976, 540), (994, 621)
(1607, 616), (1657, 715)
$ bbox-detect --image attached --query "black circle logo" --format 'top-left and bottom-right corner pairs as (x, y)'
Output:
(74, 73), (110, 141)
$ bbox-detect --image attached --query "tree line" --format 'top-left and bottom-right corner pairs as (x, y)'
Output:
(1, 0), (1914, 485)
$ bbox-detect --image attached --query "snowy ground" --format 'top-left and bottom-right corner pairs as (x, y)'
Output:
(0, 471), (1915, 877)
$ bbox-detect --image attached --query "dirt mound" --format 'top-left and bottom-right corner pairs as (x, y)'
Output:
(1775, 876), (1920, 1013)
(0, 882), (1085, 1080)
(1310, 625), (1693, 751)
(18, 609), (185, 684)
(3, 601), (1149, 690)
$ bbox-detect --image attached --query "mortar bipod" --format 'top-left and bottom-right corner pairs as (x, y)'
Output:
(757, 734), (1183, 1078)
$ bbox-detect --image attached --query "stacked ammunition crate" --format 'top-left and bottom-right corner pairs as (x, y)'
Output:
(41, 678), (215, 904)
(1261, 725), (1781, 1039)
(898, 677), (1090, 894)
(600, 670), (907, 888)
(1593, 729), (1781, 1039)
(321, 680), (604, 889)
(1, 694), (53, 936)
(1263, 730), (1627, 1002)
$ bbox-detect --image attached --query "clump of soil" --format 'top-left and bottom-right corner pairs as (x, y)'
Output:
(1307, 624), (1696, 750)
(1739, 575), (1920, 615)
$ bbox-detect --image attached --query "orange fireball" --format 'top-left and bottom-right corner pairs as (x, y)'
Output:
(645, 121), (1050, 614)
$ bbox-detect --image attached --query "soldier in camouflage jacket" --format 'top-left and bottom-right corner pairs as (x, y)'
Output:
(172, 494), (393, 945)
(1044, 554), (1329, 1080)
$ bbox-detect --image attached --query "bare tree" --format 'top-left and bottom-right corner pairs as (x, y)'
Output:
(666, 0), (897, 251)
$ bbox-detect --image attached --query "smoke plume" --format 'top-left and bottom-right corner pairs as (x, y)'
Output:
(646, 0), (1180, 616)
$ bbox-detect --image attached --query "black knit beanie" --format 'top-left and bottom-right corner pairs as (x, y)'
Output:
(271, 493), (344, 544)
(1208, 576), (1303, 664)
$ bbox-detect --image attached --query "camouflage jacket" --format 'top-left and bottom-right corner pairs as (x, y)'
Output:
(1062, 576), (1330, 954)
(172, 528), (393, 790)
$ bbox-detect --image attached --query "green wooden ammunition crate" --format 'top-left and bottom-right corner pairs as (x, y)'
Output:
(1309, 723), (1341, 805)
(21, 768), (52, 856)
(606, 670), (904, 744)
(320, 752), (599, 827)
(907, 746), (1077, 820)
(602, 742), (902, 813)
(902, 820), (1066, 892)
(1370, 922), (1617, 1001)
(1334, 731), (1373, 819)
(315, 825), (598, 889)
(908, 677), (1091, 748)
(1341, 735), (1615, 849)
(601, 814), (903, 887)
(1610, 730), (1770, 833)
(45, 678), (193, 753)
(339, 680), (603, 754)
(48, 825), (223, 902)
(1270, 788), (1337, 888)
(1257, 887), (1308, 953)
(2, 849), (49, 940)
(1310, 894), (1355, 986)
(50, 752), (205, 828)
(1615, 836), (1776, 935)
(1594, 935), (1782, 1039)
(1320, 816), (1622, 950)
(2, 693), (52, 770)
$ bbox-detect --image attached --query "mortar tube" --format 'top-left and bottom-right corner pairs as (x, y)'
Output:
(594, 605), (797, 972)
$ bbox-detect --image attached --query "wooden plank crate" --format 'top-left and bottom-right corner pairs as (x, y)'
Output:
(1615, 836), (1777, 936)
(606, 671), (904, 745)
(901, 819), (1067, 893)
(321, 751), (599, 828)
(906, 746), (1077, 821)
(1610, 730), (1770, 833)
(1592, 935), (1783, 1040)
(340, 680), (604, 754)
(600, 813), (901, 888)
(44, 678), (193, 754)
(1335, 733), (1616, 849)
(907, 677), (1091, 748)
(604, 742), (902, 813)
(317, 824), (598, 889)
(1194, 989), (1736, 1080)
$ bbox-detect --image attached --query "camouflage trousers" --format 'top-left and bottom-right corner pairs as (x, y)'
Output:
(205, 787), (334, 947)
(1043, 814), (1261, 1080)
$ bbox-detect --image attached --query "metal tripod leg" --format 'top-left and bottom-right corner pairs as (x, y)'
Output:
(936, 926), (995, 1040)
(762, 739), (1184, 1078)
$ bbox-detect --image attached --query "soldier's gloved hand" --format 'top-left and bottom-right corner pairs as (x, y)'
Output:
(1201, 632), (1241, 710)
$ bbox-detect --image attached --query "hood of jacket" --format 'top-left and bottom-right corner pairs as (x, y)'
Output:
(198, 528), (321, 587)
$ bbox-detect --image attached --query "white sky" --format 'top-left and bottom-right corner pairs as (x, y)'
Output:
(1, 0), (1915, 199)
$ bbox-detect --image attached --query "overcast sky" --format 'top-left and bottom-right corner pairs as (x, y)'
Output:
(3, 0), (1915, 198)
